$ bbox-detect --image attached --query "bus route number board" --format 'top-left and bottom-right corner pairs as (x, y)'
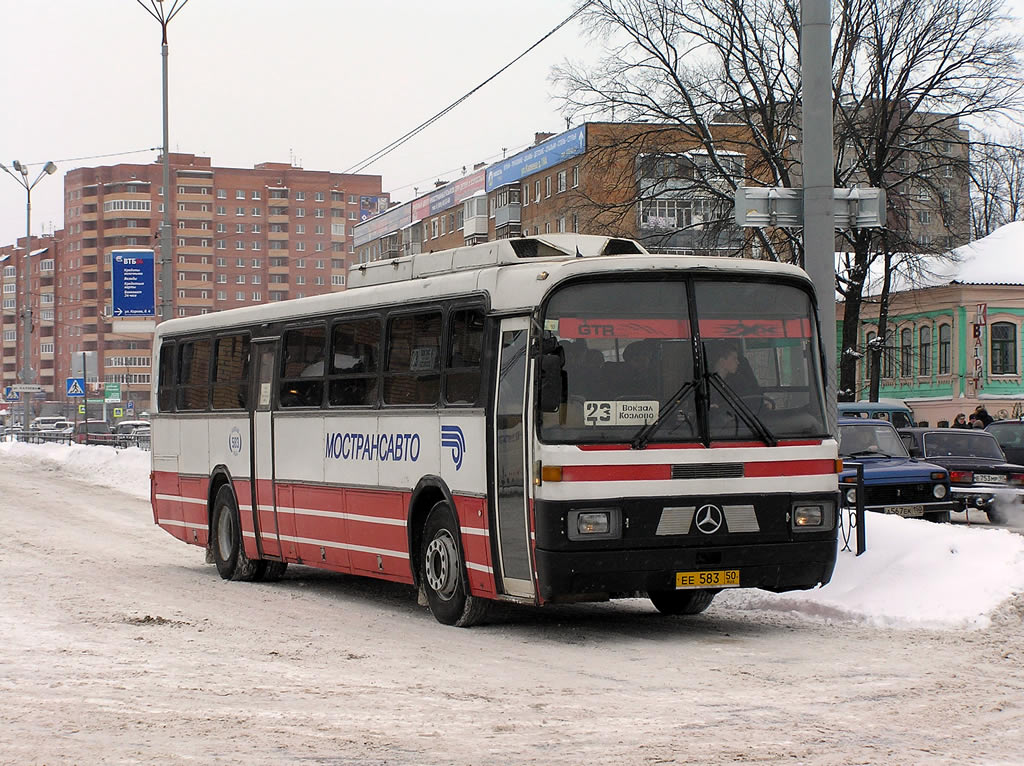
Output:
(584, 400), (658, 426)
(676, 570), (741, 589)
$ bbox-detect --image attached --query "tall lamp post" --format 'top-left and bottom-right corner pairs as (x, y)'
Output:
(1, 159), (57, 432)
(136, 0), (190, 322)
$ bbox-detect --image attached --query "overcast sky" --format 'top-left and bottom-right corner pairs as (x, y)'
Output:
(3, 1), (1024, 249)
(0, 0), (590, 246)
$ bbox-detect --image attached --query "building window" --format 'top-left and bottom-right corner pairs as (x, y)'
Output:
(236, 207), (246, 216)
(296, 207), (305, 217)
(252, 190), (261, 200)
(991, 321), (1017, 375)
(236, 190), (246, 200)
(535, 180), (541, 203)
(572, 165), (579, 188)
(557, 170), (567, 193)
(331, 274), (345, 286)
(919, 325), (931, 376)
(900, 328), (913, 376)
(938, 323), (951, 375)
(545, 176), (552, 198)
(217, 189), (227, 199)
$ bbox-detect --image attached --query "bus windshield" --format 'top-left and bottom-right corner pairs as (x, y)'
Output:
(538, 276), (828, 444)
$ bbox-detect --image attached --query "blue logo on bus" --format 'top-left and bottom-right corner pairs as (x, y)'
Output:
(228, 427), (243, 456)
(441, 425), (466, 471)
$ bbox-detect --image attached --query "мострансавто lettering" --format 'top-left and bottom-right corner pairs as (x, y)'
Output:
(325, 432), (421, 462)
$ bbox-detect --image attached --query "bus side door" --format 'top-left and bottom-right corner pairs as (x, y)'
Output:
(249, 340), (282, 557)
(492, 317), (535, 599)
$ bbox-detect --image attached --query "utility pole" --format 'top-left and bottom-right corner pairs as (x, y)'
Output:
(1, 159), (57, 433)
(801, 0), (836, 432)
(136, 0), (191, 323)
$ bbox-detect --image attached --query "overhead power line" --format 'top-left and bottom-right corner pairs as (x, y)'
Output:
(342, 3), (591, 175)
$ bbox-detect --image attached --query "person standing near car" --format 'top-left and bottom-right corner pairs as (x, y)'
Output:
(952, 413), (970, 428)
(973, 406), (994, 427)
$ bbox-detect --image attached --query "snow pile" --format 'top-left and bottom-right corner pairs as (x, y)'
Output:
(0, 440), (150, 500)
(722, 512), (1024, 629)
(2, 440), (1023, 630)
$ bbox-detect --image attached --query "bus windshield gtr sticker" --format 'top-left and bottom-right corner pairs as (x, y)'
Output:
(259, 382), (272, 407)
(584, 400), (659, 426)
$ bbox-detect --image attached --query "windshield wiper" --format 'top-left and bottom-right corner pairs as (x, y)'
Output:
(630, 380), (696, 450)
(844, 449), (892, 458)
(706, 372), (777, 447)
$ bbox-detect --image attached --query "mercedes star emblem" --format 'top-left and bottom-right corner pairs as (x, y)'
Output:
(695, 504), (724, 534)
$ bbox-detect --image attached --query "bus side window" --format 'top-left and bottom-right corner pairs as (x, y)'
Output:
(384, 312), (441, 405)
(212, 334), (250, 410)
(444, 308), (484, 405)
(328, 316), (380, 407)
(176, 338), (212, 411)
(279, 325), (326, 408)
(157, 343), (175, 412)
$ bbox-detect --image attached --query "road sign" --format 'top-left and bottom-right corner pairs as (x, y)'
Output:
(3, 387), (19, 402)
(112, 249), (155, 317)
(12, 384), (44, 393)
(66, 377), (86, 397)
(113, 407), (124, 418)
(78, 404), (86, 414)
(127, 400), (135, 413)
(104, 382), (121, 403)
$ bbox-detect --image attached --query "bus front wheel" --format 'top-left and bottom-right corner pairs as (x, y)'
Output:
(420, 501), (488, 627)
(648, 588), (717, 615)
(211, 484), (262, 582)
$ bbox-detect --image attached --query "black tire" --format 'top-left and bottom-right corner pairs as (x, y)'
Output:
(257, 560), (288, 582)
(648, 588), (717, 615)
(420, 501), (489, 627)
(924, 511), (951, 523)
(210, 485), (262, 582)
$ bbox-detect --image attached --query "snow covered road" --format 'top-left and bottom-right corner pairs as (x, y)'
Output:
(1, 450), (1023, 764)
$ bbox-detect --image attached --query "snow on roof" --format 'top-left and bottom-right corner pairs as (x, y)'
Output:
(29, 247), (49, 257)
(841, 221), (1024, 299)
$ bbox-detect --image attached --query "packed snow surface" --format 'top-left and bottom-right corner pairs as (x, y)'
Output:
(3, 440), (1023, 630)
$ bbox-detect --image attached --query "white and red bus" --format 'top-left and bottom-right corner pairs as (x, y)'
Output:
(150, 234), (839, 626)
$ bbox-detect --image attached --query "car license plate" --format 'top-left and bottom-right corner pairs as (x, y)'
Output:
(887, 504), (924, 517)
(676, 570), (740, 589)
(975, 474), (1006, 484)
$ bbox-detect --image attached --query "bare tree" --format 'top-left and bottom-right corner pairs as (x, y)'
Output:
(970, 131), (1024, 237)
(557, 0), (1023, 402)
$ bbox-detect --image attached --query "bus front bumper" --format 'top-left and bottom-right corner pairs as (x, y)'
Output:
(533, 539), (838, 602)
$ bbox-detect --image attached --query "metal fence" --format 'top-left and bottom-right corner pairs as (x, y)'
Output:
(0, 428), (151, 451)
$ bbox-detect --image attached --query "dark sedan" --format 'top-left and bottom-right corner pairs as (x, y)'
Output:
(987, 419), (1024, 466)
(899, 427), (1024, 524)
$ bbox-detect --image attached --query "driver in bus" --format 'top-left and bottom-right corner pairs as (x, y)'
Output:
(707, 340), (761, 400)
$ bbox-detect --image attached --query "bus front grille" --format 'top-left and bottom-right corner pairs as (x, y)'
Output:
(671, 463), (744, 480)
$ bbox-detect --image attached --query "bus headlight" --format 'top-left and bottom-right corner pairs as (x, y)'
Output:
(845, 487), (857, 504)
(933, 484), (948, 499)
(791, 501), (834, 531)
(566, 508), (621, 541)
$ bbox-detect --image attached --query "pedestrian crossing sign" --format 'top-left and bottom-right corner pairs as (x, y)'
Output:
(66, 378), (86, 397)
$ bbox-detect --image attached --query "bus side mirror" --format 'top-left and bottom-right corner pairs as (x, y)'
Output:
(539, 352), (565, 412)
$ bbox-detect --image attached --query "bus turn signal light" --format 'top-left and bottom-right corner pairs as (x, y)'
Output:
(541, 465), (563, 483)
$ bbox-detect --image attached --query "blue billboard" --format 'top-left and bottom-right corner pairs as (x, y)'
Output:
(485, 125), (587, 191)
(112, 249), (155, 317)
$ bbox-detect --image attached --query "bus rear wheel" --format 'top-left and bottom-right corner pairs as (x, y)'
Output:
(420, 501), (488, 627)
(211, 485), (262, 582)
(648, 588), (717, 615)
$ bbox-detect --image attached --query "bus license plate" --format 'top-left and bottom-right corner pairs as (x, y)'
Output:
(676, 570), (740, 589)
(888, 504), (924, 517)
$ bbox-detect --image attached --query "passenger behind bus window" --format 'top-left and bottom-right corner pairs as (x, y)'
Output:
(707, 340), (761, 400)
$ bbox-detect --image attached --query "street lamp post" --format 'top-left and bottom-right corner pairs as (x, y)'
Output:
(1, 159), (57, 433)
(136, 0), (190, 323)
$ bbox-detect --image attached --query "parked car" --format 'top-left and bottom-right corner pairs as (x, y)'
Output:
(114, 420), (151, 447)
(986, 419), (1024, 466)
(73, 420), (115, 444)
(837, 400), (916, 428)
(900, 427), (1024, 524)
(838, 418), (954, 522)
(31, 416), (68, 431)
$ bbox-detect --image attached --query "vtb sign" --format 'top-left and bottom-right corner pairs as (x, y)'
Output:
(112, 249), (155, 317)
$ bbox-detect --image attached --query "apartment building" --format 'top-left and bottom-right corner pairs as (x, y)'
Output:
(1, 154), (387, 415)
(354, 122), (763, 265)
